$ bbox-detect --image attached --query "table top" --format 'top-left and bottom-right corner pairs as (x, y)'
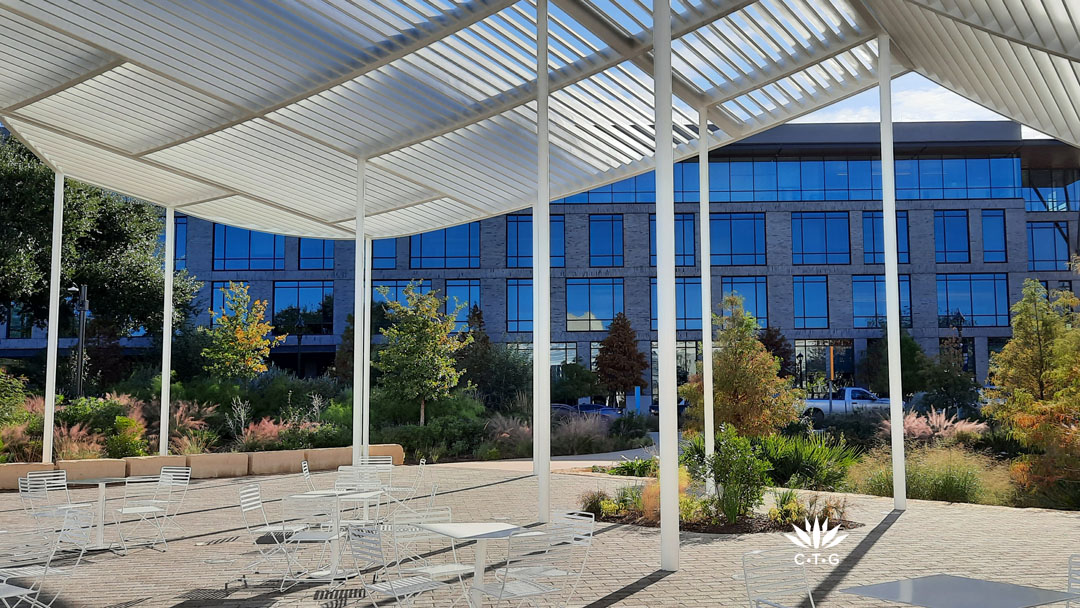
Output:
(416, 522), (521, 540)
(841, 574), (1080, 608)
(288, 489), (381, 500)
(66, 477), (131, 486)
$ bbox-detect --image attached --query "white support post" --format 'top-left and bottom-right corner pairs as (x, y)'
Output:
(654, 0), (679, 572)
(361, 236), (373, 458)
(42, 172), (64, 464)
(878, 34), (907, 511)
(698, 111), (715, 496)
(533, 0), (552, 524)
(352, 159), (368, 465)
(160, 207), (175, 456)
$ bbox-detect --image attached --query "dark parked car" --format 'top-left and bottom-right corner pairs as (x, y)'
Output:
(551, 403), (622, 419)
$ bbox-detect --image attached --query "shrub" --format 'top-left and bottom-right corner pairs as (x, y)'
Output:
(609, 412), (650, 441)
(1, 421), (41, 462)
(169, 400), (218, 437)
(170, 429), (218, 455)
(756, 433), (861, 491)
(0, 368), (28, 425)
(56, 396), (125, 435)
(372, 416), (487, 462)
(849, 445), (1013, 505)
(880, 408), (988, 444)
(679, 433), (708, 481)
(580, 489), (609, 517)
(485, 413), (531, 459)
(238, 418), (287, 452)
(551, 414), (609, 455)
(821, 411), (887, 451)
(54, 423), (103, 460)
(608, 457), (658, 477)
(104, 416), (149, 458)
(707, 425), (770, 524)
(769, 491), (851, 527)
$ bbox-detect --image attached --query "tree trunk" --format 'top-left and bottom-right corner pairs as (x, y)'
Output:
(419, 398), (426, 426)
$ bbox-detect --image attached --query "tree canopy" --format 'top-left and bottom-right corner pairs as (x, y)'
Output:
(0, 135), (199, 335)
(200, 282), (284, 381)
(594, 312), (648, 404)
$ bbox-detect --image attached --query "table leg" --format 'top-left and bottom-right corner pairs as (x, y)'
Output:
(469, 539), (487, 608)
(327, 499), (341, 574)
(95, 482), (106, 549)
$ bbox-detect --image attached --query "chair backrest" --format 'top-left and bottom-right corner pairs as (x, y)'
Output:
(157, 466), (191, 510)
(426, 484), (439, 508)
(238, 484), (270, 532)
(26, 470), (70, 506)
(742, 549), (815, 608)
(551, 511), (595, 547)
(57, 505), (94, 550)
(122, 477), (160, 507)
(301, 460), (315, 491)
(345, 525), (386, 571)
(335, 465), (381, 492)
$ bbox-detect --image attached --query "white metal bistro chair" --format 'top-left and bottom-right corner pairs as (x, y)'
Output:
(112, 477), (168, 554)
(384, 460), (426, 518)
(391, 507), (471, 589)
(22, 471), (90, 533)
(301, 460), (316, 491)
(742, 549), (816, 608)
(236, 484), (307, 588)
(152, 466), (191, 532)
(545, 511), (595, 607)
(1068, 554), (1080, 608)
(336, 465), (385, 526)
(0, 505), (93, 608)
(345, 524), (448, 607)
(471, 530), (565, 606)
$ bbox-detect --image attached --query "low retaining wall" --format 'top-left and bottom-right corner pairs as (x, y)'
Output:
(0, 443), (405, 488)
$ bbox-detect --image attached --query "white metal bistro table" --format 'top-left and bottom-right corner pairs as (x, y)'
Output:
(841, 574), (1080, 608)
(67, 476), (145, 550)
(285, 489), (382, 583)
(416, 522), (536, 608)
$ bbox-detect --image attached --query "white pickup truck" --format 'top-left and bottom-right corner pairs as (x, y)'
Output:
(802, 387), (892, 423)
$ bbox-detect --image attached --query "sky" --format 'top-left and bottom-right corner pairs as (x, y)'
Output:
(795, 73), (1049, 139)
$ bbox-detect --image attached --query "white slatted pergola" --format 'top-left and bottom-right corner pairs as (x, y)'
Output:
(2, 0), (1078, 572)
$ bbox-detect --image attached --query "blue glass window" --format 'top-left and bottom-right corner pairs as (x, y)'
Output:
(445, 279), (481, 332)
(410, 222), (480, 268)
(566, 278), (623, 331)
(210, 281), (249, 327)
(720, 276), (768, 327)
(1024, 168), (1080, 211)
(507, 215), (566, 268)
(650, 277), (702, 330)
(175, 215), (187, 270)
(373, 280), (431, 306)
(793, 276), (829, 329)
(589, 215), (623, 267)
(4, 304), (31, 339)
(852, 275), (912, 328)
(298, 238), (334, 270)
(273, 280), (333, 335)
(372, 239), (396, 269)
(862, 211), (909, 264)
(507, 279), (532, 332)
(981, 210), (1007, 263)
(1027, 221), (1070, 271)
(213, 224), (285, 270)
(711, 213), (766, 266)
(934, 210), (970, 263)
(650, 213), (695, 266)
(936, 274), (1009, 327)
(792, 212), (850, 264)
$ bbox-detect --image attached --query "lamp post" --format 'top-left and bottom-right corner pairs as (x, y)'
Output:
(796, 353), (804, 388)
(67, 284), (88, 397)
(295, 314), (305, 378)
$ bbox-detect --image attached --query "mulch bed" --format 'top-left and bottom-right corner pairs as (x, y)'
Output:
(597, 514), (864, 535)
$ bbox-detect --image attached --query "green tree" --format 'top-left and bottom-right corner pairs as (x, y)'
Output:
(552, 362), (602, 404)
(332, 301), (391, 383)
(200, 282), (285, 381)
(758, 326), (796, 378)
(857, 326), (929, 398)
(987, 280), (1080, 494)
(0, 135), (199, 335)
(921, 333), (981, 413)
(680, 295), (802, 437)
(374, 282), (470, 425)
(455, 308), (532, 411)
(594, 313), (648, 406)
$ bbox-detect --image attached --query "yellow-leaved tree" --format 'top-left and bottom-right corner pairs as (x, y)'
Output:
(200, 282), (285, 381)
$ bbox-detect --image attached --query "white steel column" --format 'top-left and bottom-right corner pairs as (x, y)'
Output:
(42, 172), (64, 464)
(352, 159), (368, 465)
(654, 0), (679, 572)
(533, 0), (552, 524)
(878, 34), (907, 510)
(361, 236), (373, 458)
(160, 207), (175, 455)
(698, 111), (715, 495)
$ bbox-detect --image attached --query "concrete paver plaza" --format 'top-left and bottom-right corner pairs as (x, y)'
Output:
(9, 464), (1079, 607)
